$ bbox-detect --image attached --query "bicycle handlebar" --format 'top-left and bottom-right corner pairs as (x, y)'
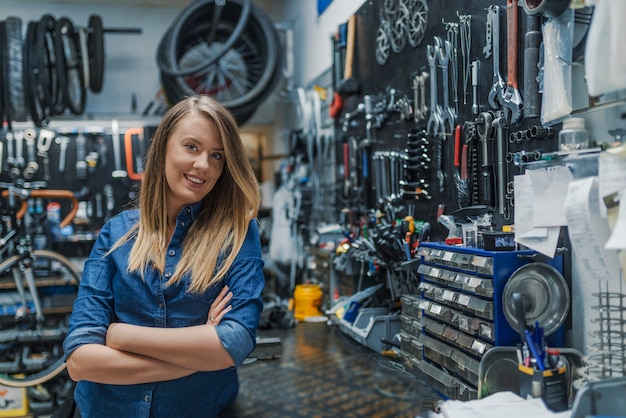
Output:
(1, 189), (79, 228)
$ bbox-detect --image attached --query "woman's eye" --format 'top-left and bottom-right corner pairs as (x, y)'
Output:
(185, 144), (198, 151)
(211, 152), (224, 160)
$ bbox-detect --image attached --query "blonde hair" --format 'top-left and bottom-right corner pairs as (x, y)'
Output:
(112, 95), (260, 293)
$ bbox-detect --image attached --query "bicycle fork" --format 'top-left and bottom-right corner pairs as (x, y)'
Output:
(11, 264), (45, 324)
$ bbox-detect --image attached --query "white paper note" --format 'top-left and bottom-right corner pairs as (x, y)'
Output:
(514, 173), (560, 258)
(564, 177), (620, 280)
(529, 166), (574, 227)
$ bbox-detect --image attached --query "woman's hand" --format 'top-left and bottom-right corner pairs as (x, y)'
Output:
(207, 285), (233, 326)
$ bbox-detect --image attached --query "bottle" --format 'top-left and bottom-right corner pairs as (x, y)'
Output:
(558, 117), (589, 152)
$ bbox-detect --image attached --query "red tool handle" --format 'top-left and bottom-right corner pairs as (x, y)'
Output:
(454, 125), (461, 168)
(124, 127), (145, 181)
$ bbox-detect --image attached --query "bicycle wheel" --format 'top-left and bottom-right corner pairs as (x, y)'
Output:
(0, 249), (80, 388)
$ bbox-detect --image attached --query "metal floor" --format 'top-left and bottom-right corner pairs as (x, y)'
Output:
(223, 321), (440, 418)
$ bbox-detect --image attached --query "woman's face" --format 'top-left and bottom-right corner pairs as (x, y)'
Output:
(164, 111), (225, 218)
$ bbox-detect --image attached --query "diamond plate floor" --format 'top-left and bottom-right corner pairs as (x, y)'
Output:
(222, 321), (440, 418)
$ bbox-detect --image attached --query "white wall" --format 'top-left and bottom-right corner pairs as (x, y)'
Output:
(265, 0), (365, 87)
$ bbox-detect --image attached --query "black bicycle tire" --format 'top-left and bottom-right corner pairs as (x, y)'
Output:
(25, 19), (49, 127)
(78, 26), (91, 91)
(157, 0), (252, 77)
(35, 14), (61, 119)
(0, 249), (80, 388)
(87, 14), (105, 93)
(52, 17), (70, 115)
(6, 17), (27, 123)
(0, 21), (6, 125)
(160, 0), (281, 122)
(57, 17), (86, 115)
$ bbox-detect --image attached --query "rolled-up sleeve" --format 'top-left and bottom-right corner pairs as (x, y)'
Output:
(215, 220), (265, 366)
(63, 223), (117, 357)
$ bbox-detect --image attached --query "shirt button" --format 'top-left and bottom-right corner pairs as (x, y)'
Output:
(168, 250), (175, 256)
(159, 303), (163, 309)
(186, 207), (191, 212)
(181, 222), (185, 227)
(144, 396), (150, 402)
(165, 272), (172, 278)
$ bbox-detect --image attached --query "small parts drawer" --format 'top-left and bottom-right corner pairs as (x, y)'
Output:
(419, 299), (495, 342)
(418, 264), (494, 298)
(418, 247), (495, 276)
(419, 281), (494, 320)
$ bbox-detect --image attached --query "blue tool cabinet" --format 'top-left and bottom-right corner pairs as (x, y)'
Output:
(400, 242), (565, 400)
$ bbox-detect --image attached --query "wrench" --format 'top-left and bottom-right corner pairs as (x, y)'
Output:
(5, 132), (19, 179)
(502, 0), (524, 124)
(14, 130), (24, 168)
(56, 136), (70, 172)
(37, 129), (55, 181)
(487, 6), (506, 109)
(439, 39), (456, 134)
(426, 37), (443, 137)
(426, 37), (446, 192)
(23, 128), (39, 179)
(477, 112), (495, 208)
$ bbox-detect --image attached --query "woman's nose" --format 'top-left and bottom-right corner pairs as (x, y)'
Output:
(193, 155), (210, 169)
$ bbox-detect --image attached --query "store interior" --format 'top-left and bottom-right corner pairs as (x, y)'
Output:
(0, 0), (625, 416)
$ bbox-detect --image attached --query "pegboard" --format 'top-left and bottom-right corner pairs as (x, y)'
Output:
(335, 0), (566, 240)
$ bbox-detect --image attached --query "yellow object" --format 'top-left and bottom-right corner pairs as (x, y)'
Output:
(502, 225), (515, 233)
(293, 284), (323, 321)
(0, 375), (29, 417)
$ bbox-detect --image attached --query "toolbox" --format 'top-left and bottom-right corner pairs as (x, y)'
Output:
(404, 242), (566, 400)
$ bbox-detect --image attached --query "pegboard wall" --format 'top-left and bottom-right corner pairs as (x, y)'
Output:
(335, 0), (571, 241)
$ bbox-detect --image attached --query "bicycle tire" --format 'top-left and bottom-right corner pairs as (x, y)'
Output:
(87, 14), (105, 93)
(57, 17), (86, 116)
(0, 21), (6, 125)
(35, 14), (61, 119)
(6, 16), (27, 124)
(0, 249), (81, 388)
(24, 20), (48, 128)
(159, 0), (281, 124)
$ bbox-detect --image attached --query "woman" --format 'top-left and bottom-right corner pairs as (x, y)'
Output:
(63, 95), (265, 417)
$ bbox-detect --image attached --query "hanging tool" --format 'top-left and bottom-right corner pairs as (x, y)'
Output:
(454, 125), (469, 207)
(426, 37), (445, 192)
(111, 119), (127, 178)
(22, 129), (39, 180)
(477, 111), (494, 208)
(336, 15), (360, 102)
(55, 136), (70, 173)
(523, 14), (542, 118)
(502, 0), (524, 124)
(329, 32), (343, 118)
(37, 129), (55, 181)
(487, 6), (505, 109)
(124, 127), (145, 181)
(492, 112), (508, 217)
(471, 60), (480, 115)
(439, 39), (456, 134)
(75, 132), (88, 180)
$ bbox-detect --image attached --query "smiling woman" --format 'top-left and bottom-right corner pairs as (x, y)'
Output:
(62, 95), (265, 417)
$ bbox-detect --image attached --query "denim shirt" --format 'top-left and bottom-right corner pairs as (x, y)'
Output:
(63, 204), (265, 418)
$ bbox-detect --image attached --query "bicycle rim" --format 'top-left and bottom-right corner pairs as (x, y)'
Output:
(0, 250), (80, 387)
